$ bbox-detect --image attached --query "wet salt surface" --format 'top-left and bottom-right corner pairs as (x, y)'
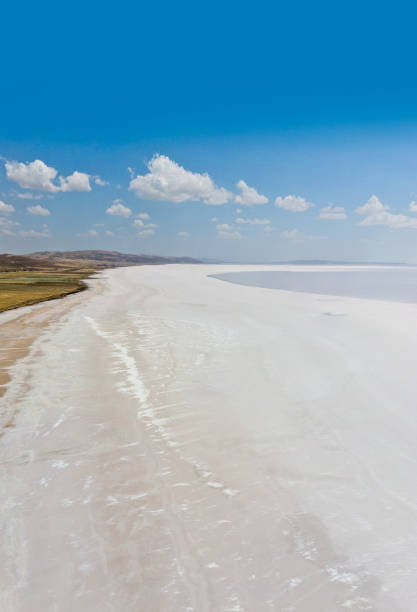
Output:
(1, 264), (417, 611)
(211, 267), (417, 303)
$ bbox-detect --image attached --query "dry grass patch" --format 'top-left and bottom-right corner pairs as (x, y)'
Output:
(0, 270), (93, 312)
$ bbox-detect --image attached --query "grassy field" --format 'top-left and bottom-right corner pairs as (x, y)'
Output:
(0, 270), (94, 312)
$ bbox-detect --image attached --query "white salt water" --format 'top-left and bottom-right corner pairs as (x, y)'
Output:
(211, 266), (417, 303)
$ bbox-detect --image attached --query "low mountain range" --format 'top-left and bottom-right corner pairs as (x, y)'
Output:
(0, 250), (201, 272)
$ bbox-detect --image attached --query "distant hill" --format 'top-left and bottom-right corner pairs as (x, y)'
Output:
(27, 250), (202, 267)
(0, 253), (56, 271)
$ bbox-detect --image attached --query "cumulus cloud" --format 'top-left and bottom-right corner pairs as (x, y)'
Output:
(129, 154), (233, 205)
(18, 227), (49, 238)
(235, 180), (268, 206)
(281, 228), (326, 241)
(235, 217), (270, 225)
(5, 159), (91, 193)
(355, 195), (389, 216)
(16, 192), (42, 200)
(319, 205), (347, 220)
(409, 201), (417, 212)
(137, 228), (155, 237)
(217, 230), (243, 240)
(0, 217), (19, 235)
(0, 217), (19, 227)
(137, 212), (150, 220)
(0, 200), (15, 214)
(94, 176), (108, 186)
(105, 230), (114, 236)
(177, 231), (189, 237)
(275, 195), (314, 212)
(78, 229), (98, 238)
(281, 228), (303, 240)
(106, 202), (132, 217)
(59, 171), (91, 192)
(27, 204), (50, 216)
(6, 159), (59, 192)
(360, 212), (417, 229)
(133, 217), (158, 231)
(355, 195), (417, 229)
(215, 223), (243, 239)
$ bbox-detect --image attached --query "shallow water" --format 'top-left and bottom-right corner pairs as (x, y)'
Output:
(211, 268), (417, 303)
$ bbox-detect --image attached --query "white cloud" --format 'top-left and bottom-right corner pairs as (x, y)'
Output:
(235, 180), (268, 205)
(355, 195), (389, 216)
(133, 218), (158, 230)
(137, 228), (155, 237)
(355, 195), (417, 229)
(217, 230), (243, 240)
(319, 205), (347, 220)
(0, 217), (19, 227)
(129, 154), (233, 205)
(137, 212), (150, 220)
(18, 228), (49, 238)
(177, 231), (190, 237)
(281, 228), (303, 240)
(105, 230), (114, 236)
(6, 159), (59, 192)
(215, 222), (243, 239)
(16, 192), (42, 200)
(235, 217), (270, 225)
(275, 195), (314, 212)
(94, 176), (108, 186)
(211, 217), (218, 223)
(27, 204), (50, 216)
(280, 228), (326, 241)
(5, 159), (91, 193)
(360, 211), (417, 229)
(0, 217), (19, 235)
(409, 201), (417, 212)
(106, 202), (132, 217)
(59, 171), (91, 192)
(235, 208), (242, 214)
(0, 200), (15, 214)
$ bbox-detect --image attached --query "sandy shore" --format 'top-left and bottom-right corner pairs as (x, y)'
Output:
(2, 264), (417, 611)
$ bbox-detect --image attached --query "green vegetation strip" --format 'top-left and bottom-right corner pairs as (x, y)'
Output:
(0, 271), (94, 312)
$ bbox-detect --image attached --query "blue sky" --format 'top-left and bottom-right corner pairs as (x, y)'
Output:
(2, 0), (417, 262)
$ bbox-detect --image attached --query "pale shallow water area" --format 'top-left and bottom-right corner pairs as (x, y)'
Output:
(211, 267), (417, 303)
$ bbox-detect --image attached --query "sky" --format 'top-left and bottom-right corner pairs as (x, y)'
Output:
(2, 0), (417, 262)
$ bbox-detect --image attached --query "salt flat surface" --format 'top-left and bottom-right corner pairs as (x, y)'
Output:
(1, 264), (417, 611)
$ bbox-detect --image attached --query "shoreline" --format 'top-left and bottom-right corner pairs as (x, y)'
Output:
(0, 275), (103, 406)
